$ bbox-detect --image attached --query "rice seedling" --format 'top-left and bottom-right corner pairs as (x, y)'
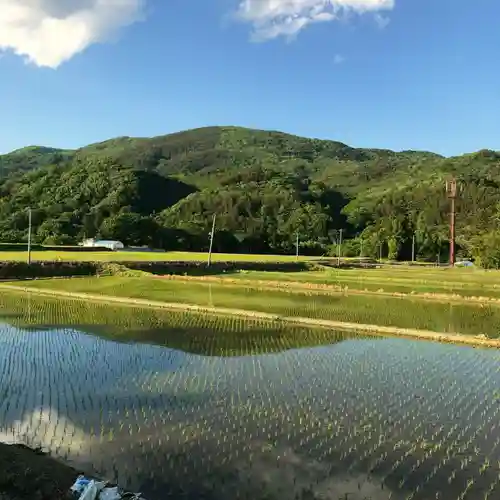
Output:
(15, 276), (500, 338)
(0, 295), (500, 499)
(203, 265), (500, 300)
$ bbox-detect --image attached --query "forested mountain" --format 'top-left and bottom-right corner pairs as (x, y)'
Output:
(0, 126), (499, 264)
(0, 146), (73, 177)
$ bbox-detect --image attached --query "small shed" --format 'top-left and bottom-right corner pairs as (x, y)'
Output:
(82, 238), (125, 251)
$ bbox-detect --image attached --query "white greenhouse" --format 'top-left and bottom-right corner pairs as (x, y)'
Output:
(81, 238), (125, 250)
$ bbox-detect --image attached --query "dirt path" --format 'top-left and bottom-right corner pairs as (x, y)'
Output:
(2, 283), (498, 349)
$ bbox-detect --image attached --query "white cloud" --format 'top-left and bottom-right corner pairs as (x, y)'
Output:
(236, 0), (395, 40)
(374, 12), (390, 28)
(0, 0), (145, 68)
(333, 53), (345, 64)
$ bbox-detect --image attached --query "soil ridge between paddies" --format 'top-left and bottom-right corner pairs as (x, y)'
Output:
(0, 283), (498, 349)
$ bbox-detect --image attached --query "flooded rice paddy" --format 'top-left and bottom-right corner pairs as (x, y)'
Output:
(0, 292), (500, 500)
(21, 277), (500, 338)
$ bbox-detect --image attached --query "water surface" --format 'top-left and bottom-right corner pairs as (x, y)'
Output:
(21, 277), (500, 337)
(0, 293), (499, 500)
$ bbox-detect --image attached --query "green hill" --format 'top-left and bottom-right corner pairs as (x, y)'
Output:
(0, 126), (498, 263)
(0, 146), (74, 177)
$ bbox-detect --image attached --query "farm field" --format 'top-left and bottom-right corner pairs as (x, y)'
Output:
(0, 292), (356, 355)
(0, 249), (319, 262)
(11, 276), (500, 338)
(225, 266), (500, 299)
(0, 293), (500, 500)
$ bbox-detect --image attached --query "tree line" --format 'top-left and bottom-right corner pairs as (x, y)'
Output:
(0, 127), (499, 266)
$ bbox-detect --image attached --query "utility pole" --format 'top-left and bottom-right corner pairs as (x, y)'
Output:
(412, 234), (416, 263)
(295, 232), (299, 261)
(378, 228), (385, 264)
(207, 213), (216, 267)
(337, 229), (343, 267)
(446, 178), (457, 267)
(27, 208), (32, 265)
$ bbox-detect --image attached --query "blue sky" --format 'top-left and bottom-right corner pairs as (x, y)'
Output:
(0, 0), (498, 156)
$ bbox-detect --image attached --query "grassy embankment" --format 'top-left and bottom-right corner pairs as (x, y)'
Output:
(7, 275), (500, 341)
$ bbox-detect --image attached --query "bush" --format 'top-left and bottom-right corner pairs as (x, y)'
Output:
(0, 260), (310, 279)
(125, 261), (310, 275)
(0, 261), (98, 279)
(472, 231), (500, 269)
(41, 246), (113, 252)
(342, 239), (361, 258)
(0, 243), (43, 251)
(0, 243), (113, 253)
(326, 239), (360, 258)
(42, 235), (75, 246)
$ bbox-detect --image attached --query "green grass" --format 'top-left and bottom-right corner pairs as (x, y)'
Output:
(0, 250), (318, 262)
(14, 276), (500, 338)
(229, 266), (500, 298)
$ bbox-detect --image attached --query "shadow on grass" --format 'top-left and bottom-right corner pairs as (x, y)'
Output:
(128, 261), (312, 277)
(131, 260), (383, 277)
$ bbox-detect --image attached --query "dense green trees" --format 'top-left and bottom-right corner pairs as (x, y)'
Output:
(0, 126), (498, 261)
(0, 157), (195, 248)
(471, 231), (500, 269)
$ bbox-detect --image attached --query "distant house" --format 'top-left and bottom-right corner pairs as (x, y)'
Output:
(81, 238), (125, 251)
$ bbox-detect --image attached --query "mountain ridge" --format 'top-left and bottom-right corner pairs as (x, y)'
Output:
(2, 125), (449, 159)
(0, 126), (499, 264)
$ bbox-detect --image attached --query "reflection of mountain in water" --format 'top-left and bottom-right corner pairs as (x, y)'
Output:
(0, 323), (403, 499)
(1, 294), (500, 499)
(0, 291), (366, 356)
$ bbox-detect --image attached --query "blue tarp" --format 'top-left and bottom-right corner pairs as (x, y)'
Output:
(70, 475), (145, 500)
